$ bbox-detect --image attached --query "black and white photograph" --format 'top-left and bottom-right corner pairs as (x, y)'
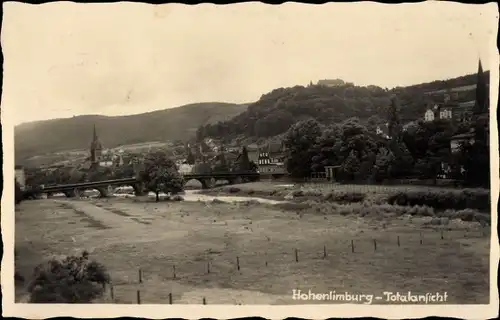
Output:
(1, 1), (499, 319)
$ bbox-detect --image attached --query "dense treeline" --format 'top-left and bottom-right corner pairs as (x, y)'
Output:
(282, 95), (489, 188)
(197, 72), (485, 141)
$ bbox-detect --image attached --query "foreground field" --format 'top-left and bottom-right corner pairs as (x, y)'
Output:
(15, 189), (491, 305)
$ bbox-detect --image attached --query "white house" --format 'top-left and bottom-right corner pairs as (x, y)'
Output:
(439, 107), (453, 120)
(424, 109), (435, 122)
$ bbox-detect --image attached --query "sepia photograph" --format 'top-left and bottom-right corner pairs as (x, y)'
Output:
(1, 1), (499, 319)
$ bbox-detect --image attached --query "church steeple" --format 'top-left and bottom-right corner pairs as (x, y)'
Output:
(473, 59), (488, 116)
(90, 124), (103, 164)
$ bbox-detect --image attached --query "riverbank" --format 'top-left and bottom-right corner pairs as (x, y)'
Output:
(199, 182), (491, 225)
(15, 196), (490, 304)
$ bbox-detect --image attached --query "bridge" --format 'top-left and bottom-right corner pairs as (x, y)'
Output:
(26, 171), (260, 199)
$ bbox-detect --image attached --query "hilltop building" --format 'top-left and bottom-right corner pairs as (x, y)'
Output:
(317, 79), (345, 87)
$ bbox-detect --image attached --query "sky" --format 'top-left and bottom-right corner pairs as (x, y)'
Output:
(1, 1), (498, 125)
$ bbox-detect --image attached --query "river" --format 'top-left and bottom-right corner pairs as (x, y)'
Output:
(48, 188), (288, 205)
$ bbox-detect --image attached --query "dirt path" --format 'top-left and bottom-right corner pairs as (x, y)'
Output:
(54, 199), (149, 230)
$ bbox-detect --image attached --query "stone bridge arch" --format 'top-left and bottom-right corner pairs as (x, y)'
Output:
(184, 177), (217, 189)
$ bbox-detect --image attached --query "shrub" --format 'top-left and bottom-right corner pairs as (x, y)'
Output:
(441, 208), (491, 225)
(211, 198), (225, 204)
(274, 202), (312, 211)
(291, 190), (304, 197)
(228, 187), (241, 194)
(323, 191), (366, 204)
(15, 179), (23, 205)
(387, 189), (490, 211)
(171, 195), (184, 201)
(27, 251), (110, 303)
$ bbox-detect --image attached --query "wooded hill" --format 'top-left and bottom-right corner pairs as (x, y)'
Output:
(197, 71), (488, 141)
(15, 102), (248, 161)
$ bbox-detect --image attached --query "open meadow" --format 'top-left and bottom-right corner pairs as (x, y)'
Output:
(14, 182), (491, 304)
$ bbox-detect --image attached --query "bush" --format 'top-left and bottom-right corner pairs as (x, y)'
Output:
(291, 190), (304, 197)
(27, 251), (110, 303)
(228, 187), (241, 194)
(211, 198), (226, 204)
(171, 195), (184, 201)
(15, 179), (23, 205)
(441, 208), (491, 225)
(323, 191), (366, 204)
(387, 189), (490, 211)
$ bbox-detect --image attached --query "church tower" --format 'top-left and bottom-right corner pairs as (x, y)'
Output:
(90, 124), (103, 165)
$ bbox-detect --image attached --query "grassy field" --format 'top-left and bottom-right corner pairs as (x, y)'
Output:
(15, 190), (490, 304)
(202, 181), (482, 198)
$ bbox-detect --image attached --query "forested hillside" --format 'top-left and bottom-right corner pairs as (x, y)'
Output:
(15, 102), (248, 160)
(197, 71), (486, 141)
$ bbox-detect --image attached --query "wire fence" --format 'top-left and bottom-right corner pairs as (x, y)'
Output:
(101, 226), (490, 304)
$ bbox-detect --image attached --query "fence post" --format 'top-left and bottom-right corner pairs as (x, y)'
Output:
(110, 284), (114, 300)
(237, 256), (240, 271)
(137, 290), (141, 304)
(138, 268), (142, 283)
(173, 265), (176, 279)
(323, 245), (327, 258)
(440, 230), (444, 240)
(351, 239), (354, 253)
(373, 239), (377, 251)
(397, 235), (400, 247)
(169, 293), (173, 304)
(295, 248), (298, 262)
(420, 232), (423, 245)
(203, 297), (207, 305)
(207, 261), (210, 274)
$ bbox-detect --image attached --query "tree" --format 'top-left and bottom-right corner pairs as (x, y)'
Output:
(336, 118), (379, 181)
(388, 139), (414, 178)
(339, 150), (361, 181)
(186, 147), (196, 165)
(236, 146), (252, 172)
(68, 169), (86, 183)
(139, 151), (184, 202)
(373, 147), (394, 182)
(387, 96), (402, 140)
(284, 118), (323, 178)
(15, 179), (23, 205)
(112, 164), (135, 179)
(459, 125), (490, 187)
(311, 124), (342, 173)
(27, 252), (110, 303)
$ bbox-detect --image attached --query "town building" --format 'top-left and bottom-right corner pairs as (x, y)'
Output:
(424, 108), (435, 122)
(15, 165), (26, 191)
(423, 60), (488, 124)
(257, 142), (288, 175)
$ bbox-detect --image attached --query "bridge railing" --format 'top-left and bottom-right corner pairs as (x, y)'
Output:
(37, 171), (260, 192)
(41, 177), (138, 191)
